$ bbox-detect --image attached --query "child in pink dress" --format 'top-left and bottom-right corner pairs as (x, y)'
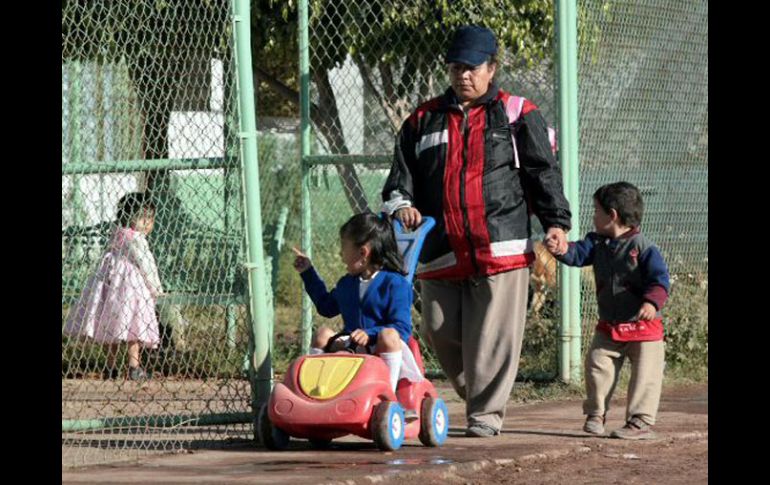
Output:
(64, 192), (162, 381)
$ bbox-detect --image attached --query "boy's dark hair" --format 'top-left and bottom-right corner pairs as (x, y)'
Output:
(116, 192), (155, 228)
(340, 212), (406, 275)
(593, 182), (644, 227)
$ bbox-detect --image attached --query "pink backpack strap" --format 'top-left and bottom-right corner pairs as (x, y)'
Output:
(505, 95), (559, 162)
(505, 95), (525, 168)
(505, 95), (526, 123)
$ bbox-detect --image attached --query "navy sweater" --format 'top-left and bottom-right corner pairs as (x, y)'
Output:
(557, 229), (670, 322)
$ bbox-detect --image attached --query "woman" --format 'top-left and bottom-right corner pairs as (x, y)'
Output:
(382, 25), (572, 437)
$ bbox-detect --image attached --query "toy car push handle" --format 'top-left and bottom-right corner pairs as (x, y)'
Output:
(389, 214), (436, 284)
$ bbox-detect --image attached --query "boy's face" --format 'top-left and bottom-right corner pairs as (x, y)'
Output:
(592, 199), (618, 237)
(339, 238), (367, 275)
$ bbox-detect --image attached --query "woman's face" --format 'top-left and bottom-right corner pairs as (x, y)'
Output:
(448, 61), (496, 104)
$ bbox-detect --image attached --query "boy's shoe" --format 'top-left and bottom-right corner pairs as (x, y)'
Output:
(583, 414), (606, 435)
(465, 423), (501, 437)
(404, 409), (419, 422)
(610, 416), (657, 440)
(128, 367), (151, 382)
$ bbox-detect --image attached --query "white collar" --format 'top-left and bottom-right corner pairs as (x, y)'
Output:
(359, 270), (380, 283)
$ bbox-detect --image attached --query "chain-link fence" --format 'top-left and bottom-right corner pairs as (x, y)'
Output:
(300, 0), (563, 377)
(576, 0), (708, 362)
(61, 0), (708, 468)
(298, 0), (708, 379)
(62, 0), (261, 468)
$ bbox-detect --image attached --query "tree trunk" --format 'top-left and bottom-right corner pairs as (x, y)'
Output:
(252, 63), (371, 214)
(127, 54), (173, 192)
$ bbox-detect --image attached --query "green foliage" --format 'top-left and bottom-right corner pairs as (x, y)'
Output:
(249, 0), (562, 117)
(662, 277), (708, 376)
(62, 0), (229, 63)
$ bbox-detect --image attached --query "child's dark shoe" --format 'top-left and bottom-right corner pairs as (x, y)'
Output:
(583, 414), (606, 435)
(610, 416), (657, 440)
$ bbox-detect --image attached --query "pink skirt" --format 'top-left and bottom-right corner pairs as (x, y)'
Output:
(64, 252), (160, 348)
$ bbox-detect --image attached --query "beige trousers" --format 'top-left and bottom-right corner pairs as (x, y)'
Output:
(420, 268), (530, 430)
(584, 330), (666, 425)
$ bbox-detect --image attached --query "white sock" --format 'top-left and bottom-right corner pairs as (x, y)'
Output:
(309, 347), (324, 355)
(380, 350), (403, 392)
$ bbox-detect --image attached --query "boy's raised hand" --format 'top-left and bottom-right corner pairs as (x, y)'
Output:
(291, 246), (312, 273)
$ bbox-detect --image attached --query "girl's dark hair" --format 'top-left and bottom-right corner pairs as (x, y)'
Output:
(593, 182), (644, 227)
(340, 212), (406, 275)
(116, 192), (155, 228)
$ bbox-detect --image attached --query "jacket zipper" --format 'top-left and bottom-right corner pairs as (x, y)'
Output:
(458, 108), (480, 276)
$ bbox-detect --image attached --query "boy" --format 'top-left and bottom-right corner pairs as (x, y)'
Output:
(547, 182), (670, 439)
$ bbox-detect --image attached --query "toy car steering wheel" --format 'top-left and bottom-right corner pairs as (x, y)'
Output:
(323, 331), (370, 354)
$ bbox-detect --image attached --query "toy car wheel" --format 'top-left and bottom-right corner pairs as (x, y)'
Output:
(371, 401), (405, 451)
(258, 403), (290, 450)
(418, 397), (449, 447)
(308, 438), (332, 449)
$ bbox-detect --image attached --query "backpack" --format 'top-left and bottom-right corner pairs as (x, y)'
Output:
(504, 95), (557, 168)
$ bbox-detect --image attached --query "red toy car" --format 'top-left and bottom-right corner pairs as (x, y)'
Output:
(259, 336), (448, 450)
(258, 217), (448, 451)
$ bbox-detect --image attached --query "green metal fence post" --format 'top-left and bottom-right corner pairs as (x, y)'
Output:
(224, 48), (239, 352)
(232, 0), (272, 407)
(556, 0), (582, 384)
(299, 0), (313, 355)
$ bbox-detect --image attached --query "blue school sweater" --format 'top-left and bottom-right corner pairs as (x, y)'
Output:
(300, 267), (413, 344)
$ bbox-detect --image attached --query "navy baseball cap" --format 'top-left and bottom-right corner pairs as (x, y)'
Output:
(445, 25), (498, 66)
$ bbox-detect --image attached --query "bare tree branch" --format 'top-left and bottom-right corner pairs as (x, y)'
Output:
(353, 54), (402, 132)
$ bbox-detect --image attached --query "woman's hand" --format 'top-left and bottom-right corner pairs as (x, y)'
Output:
(291, 246), (312, 273)
(395, 207), (422, 229)
(544, 227), (568, 256)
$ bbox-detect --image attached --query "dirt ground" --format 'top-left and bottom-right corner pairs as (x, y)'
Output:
(417, 432), (707, 485)
(62, 381), (707, 483)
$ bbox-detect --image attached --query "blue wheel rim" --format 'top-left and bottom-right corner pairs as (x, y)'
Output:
(388, 403), (405, 449)
(432, 399), (449, 444)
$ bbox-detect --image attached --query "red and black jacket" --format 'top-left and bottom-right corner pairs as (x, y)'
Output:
(382, 84), (572, 280)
